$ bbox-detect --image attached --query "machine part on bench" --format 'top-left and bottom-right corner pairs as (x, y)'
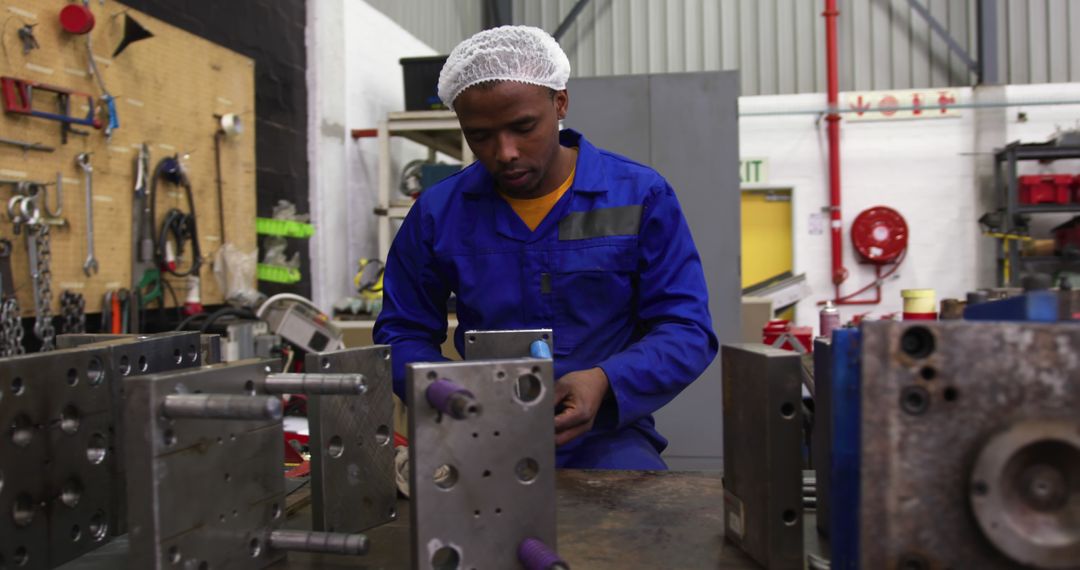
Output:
(425, 378), (481, 420)
(408, 358), (557, 570)
(267, 529), (370, 556)
(721, 344), (805, 569)
(811, 337), (832, 537)
(859, 321), (1080, 569)
(304, 346), (396, 534)
(264, 372), (368, 395)
(53, 331), (206, 537)
(463, 328), (553, 360)
(123, 359), (287, 570)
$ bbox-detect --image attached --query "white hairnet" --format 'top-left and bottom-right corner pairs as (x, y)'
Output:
(438, 25), (571, 110)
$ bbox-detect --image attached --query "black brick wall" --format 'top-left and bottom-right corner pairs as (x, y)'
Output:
(121, 0), (311, 298)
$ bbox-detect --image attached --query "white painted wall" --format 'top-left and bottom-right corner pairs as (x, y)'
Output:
(738, 83), (1080, 328)
(308, 0), (439, 310)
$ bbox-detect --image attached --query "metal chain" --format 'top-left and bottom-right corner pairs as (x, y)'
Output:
(31, 225), (55, 351)
(60, 291), (86, 334)
(0, 297), (24, 356)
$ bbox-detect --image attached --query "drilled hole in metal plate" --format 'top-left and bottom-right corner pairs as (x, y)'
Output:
(495, 370), (506, 380)
(87, 357), (104, 386)
(542, 333), (550, 340)
(13, 547), (28, 566)
(60, 478), (83, 508)
(218, 514), (226, 523)
(389, 506), (397, 519)
(900, 386), (930, 415)
(482, 470), (491, 478)
(138, 355), (148, 372)
(375, 425), (391, 446)
(86, 433), (107, 464)
(514, 373), (543, 404)
(12, 493), (34, 527)
(327, 436), (344, 458)
(467, 335), (476, 344)
(781, 509), (798, 526)
(173, 348), (183, 365)
(244, 381), (256, 395)
(163, 429), (177, 447)
(495, 508), (502, 515)
(427, 371), (438, 380)
(919, 366), (936, 381)
(972, 480), (989, 496)
(71, 524), (82, 542)
(779, 402), (796, 420)
(515, 458), (539, 483)
(271, 503), (282, 520)
(431, 546), (461, 570)
(168, 546), (181, 564)
(224, 473), (231, 483)
(11, 415), (33, 447)
(67, 368), (79, 386)
(433, 464), (459, 490)
(382, 350), (390, 360)
(943, 386), (959, 402)
(473, 509), (480, 517)
(187, 344), (198, 363)
(61, 405), (81, 435)
(900, 326), (935, 359)
(88, 510), (108, 542)
(12, 376), (24, 395)
(119, 355), (132, 376)
(249, 538), (262, 558)
(321, 357), (331, 370)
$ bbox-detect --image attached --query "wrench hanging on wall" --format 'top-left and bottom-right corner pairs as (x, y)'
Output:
(77, 153), (99, 276)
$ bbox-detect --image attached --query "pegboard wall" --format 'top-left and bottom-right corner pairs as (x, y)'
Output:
(0, 0), (256, 316)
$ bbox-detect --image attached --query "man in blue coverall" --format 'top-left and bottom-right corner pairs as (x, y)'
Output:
(374, 25), (717, 470)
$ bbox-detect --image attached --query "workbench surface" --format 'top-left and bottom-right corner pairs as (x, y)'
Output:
(59, 470), (760, 569)
(279, 470), (758, 569)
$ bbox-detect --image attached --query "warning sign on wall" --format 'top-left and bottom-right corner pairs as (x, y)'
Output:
(844, 88), (961, 122)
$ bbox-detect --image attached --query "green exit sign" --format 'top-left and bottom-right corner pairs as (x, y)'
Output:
(740, 158), (769, 185)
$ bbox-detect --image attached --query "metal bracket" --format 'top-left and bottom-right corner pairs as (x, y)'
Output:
(463, 329), (553, 360)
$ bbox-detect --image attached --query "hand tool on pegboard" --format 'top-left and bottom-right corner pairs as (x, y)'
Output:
(76, 153), (99, 276)
(59, 0), (120, 139)
(1, 76), (101, 144)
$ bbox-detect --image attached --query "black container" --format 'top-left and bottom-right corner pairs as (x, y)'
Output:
(400, 55), (449, 111)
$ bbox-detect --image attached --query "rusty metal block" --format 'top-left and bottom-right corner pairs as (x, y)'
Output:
(859, 321), (1080, 569)
(721, 344), (804, 569)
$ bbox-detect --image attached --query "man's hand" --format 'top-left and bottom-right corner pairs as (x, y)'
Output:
(553, 367), (609, 446)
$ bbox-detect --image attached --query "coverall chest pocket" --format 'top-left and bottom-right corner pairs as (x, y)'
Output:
(552, 244), (638, 347)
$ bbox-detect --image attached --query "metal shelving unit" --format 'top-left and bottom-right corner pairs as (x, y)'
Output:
(373, 111), (473, 260)
(993, 141), (1080, 286)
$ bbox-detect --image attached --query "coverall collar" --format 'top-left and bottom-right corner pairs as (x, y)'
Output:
(462, 129), (609, 196)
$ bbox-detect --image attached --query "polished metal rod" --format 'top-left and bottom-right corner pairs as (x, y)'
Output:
(162, 394), (282, 421)
(264, 373), (367, 395)
(269, 530), (369, 555)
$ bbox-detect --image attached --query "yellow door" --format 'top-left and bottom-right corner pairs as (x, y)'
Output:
(741, 190), (793, 290)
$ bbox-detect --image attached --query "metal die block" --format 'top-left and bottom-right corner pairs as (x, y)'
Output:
(304, 345), (396, 533)
(721, 344), (804, 569)
(123, 359), (286, 570)
(859, 321), (1080, 569)
(811, 337), (832, 537)
(407, 358), (557, 570)
(1, 352), (55, 570)
(462, 329), (553, 360)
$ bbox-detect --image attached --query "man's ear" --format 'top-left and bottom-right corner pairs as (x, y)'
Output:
(555, 89), (569, 120)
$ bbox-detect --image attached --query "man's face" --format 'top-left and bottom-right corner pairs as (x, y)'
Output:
(454, 82), (568, 199)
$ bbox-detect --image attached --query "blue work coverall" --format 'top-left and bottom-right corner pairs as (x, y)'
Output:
(374, 129), (717, 469)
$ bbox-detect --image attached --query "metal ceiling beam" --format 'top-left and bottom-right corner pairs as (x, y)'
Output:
(552, 0), (592, 42)
(976, 0), (1000, 84)
(907, 0), (978, 73)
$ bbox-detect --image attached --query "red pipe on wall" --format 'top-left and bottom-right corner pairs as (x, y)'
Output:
(824, 0), (847, 301)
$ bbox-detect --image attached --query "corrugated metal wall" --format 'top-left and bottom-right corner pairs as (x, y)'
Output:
(365, 0), (1080, 95)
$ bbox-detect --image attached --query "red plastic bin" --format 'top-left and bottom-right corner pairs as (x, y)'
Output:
(1019, 174), (1073, 205)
